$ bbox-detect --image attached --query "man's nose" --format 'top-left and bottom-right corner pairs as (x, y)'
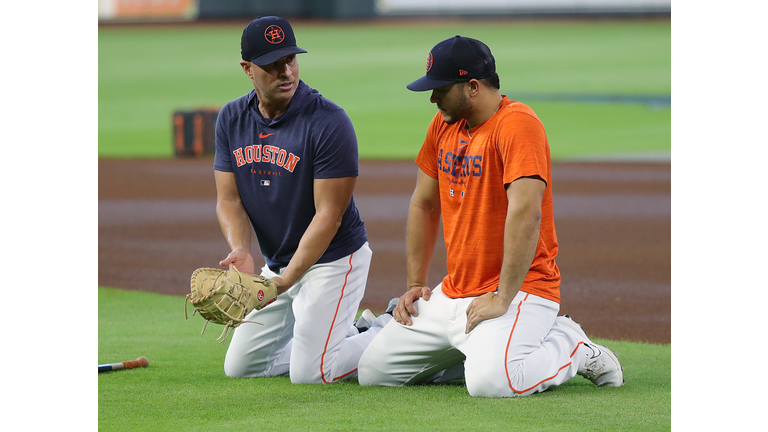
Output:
(277, 61), (292, 77)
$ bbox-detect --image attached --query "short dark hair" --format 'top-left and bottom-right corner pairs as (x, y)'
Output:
(480, 74), (500, 90)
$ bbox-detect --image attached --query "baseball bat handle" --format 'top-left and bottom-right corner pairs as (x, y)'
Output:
(123, 357), (149, 369)
(98, 356), (149, 373)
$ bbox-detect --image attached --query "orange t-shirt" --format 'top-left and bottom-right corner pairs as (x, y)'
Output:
(415, 96), (561, 303)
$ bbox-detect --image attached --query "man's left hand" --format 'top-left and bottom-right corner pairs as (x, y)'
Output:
(465, 292), (510, 334)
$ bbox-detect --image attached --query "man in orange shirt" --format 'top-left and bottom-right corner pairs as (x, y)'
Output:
(358, 36), (624, 397)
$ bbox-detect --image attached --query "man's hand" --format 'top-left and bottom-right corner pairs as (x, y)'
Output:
(465, 292), (510, 334)
(220, 248), (255, 275)
(393, 286), (432, 326)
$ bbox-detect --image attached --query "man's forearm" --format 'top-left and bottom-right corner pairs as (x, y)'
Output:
(406, 199), (441, 289)
(277, 210), (341, 288)
(216, 198), (252, 251)
(496, 204), (541, 306)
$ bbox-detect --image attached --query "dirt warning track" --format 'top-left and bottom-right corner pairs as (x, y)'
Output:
(99, 158), (670, 344)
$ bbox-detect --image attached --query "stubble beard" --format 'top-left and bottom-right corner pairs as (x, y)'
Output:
(256, 81), (297, 116)
(442, 93), (473, 125)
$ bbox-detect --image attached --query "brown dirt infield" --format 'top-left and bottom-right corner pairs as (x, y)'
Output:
(99, 158), (670, 344)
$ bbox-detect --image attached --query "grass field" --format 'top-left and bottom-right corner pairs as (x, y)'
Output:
(99, 287), (671, 431)
(98, 19), (670, 160)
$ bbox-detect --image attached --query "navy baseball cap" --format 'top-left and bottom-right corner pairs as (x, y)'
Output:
(407, 36), (497, 92)
(241, 16), (307, 66)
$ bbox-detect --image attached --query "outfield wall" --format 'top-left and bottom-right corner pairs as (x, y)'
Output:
(98, 0), (670, 22)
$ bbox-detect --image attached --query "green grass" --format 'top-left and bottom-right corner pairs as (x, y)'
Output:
(99, 287), (671, 431)
(98, 19), (670, 159)
(532, 101), (671, 159)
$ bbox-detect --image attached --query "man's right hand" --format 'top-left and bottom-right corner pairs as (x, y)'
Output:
(220, 248), (255, 275)
(393, 286), (432, 326)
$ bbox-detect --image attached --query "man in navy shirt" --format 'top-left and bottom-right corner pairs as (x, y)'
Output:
(213, 16), (391, 383)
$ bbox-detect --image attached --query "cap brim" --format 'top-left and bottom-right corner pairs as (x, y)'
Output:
(249, 46), (308, 66)
(406, 75), (459, 92)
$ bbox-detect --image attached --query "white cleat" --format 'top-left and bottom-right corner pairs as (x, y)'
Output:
(368, 298), (400, 330)
(559, 315), (624, 387)
(354, 309), (377, 333)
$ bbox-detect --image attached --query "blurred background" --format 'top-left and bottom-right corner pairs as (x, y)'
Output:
(98, 0), (671, 161)
(97, 0), (671, 21)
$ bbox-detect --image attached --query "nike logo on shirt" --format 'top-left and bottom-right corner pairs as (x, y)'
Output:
(259, 132), (276, 139)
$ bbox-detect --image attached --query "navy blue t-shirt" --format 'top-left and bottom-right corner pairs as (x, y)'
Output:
(213, 80), (368, 271)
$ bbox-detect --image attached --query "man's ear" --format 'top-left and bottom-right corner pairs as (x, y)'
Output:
(240, 60), (252, 78)
(467, 79), (481, 97)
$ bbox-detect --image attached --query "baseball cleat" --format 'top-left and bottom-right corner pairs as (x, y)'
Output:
(354, 309), (377, 333)
(580, 342), (624, 387)
(559, 315), (624, 387)
(365, 298), (400, 330)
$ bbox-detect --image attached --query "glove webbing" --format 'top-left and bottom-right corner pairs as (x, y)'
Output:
(184, 270), (264, 343)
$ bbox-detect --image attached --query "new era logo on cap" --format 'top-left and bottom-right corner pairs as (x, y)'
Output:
(407, 35), (497, 92)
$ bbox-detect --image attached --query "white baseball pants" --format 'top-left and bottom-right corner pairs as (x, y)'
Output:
(224, 242), (383, 384)
(358, 284), (589, 397)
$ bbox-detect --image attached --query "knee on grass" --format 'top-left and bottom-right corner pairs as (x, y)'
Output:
(465, 363), (519, 398)
(358, 351), (389, 386)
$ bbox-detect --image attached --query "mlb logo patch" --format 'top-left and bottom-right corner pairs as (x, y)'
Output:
(260, 180), (271, 186)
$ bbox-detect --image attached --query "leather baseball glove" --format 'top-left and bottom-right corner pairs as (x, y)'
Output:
(185, 267), (278, 343)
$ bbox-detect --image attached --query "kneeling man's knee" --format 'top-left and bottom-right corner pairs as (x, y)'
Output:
(465, 363), (515, 398)
(357, 349), (382, 386)
(289, 368), (324, 384)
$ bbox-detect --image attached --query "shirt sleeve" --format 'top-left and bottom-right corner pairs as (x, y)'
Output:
(415, 113), (443, 179)
(213, 104), (233, 172)
(497, 112), (549, 186)
(312, 109), (359, 179)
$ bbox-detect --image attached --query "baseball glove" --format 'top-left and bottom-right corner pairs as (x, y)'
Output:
(185, 267), (278, 343)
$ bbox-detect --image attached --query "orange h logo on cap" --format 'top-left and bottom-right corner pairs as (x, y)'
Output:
(265, 25), (285, 44)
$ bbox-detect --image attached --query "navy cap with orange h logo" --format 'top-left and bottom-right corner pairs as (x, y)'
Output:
(241, 16), (307, 66)
(407, 36), (497, 92)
